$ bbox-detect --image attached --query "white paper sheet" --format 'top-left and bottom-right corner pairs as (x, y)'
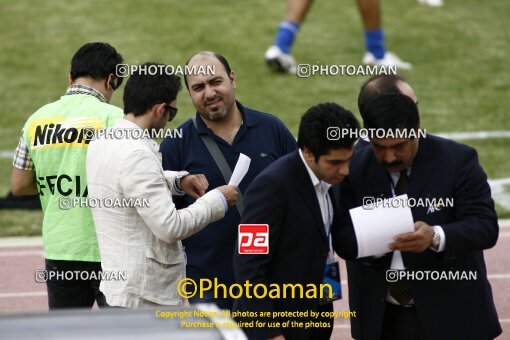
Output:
(228, 153), (251, 186)
(349, 194), (415, 258)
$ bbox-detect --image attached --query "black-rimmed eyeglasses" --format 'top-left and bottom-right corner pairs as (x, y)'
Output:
(165, 104), (178, 121)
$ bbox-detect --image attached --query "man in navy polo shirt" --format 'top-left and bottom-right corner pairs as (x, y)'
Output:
(160, 51), (296, 309)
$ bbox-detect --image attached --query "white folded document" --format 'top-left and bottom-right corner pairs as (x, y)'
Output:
(349, 194), (414, 258)
(229, 153), (251, 186)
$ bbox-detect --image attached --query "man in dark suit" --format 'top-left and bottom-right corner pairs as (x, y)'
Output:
(337, 91), (502, 339)
(233, 103), (360, 340)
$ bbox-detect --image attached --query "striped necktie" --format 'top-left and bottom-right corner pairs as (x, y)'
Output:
(388, 170), (413, 305)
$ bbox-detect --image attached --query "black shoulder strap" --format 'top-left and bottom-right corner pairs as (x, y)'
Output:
(192, 117), (244, 216)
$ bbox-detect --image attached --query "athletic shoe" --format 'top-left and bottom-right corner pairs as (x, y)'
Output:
(362, 51), (413, 70)
(265, 45), (297, 74)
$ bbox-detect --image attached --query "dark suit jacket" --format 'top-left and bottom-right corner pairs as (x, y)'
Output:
(233, 150), (356, 340)
(337, 135), (501, 340)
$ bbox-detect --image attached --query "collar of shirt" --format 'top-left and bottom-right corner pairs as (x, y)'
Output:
(298, 149), (331, 193)
(115, 118), (159, 155)
(194, 101), (257, 135)
(64, 84), (109, 103)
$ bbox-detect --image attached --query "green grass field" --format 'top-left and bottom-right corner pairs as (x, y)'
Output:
(0, 0), (509, 235)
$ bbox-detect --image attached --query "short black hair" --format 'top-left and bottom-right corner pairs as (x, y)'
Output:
(123, 62), (182, 117)
(362, 93), (419, 132)
(358, 75), (405, 115)
(70, 42), (124, 87)
(298, 103), (360, 161)
(184, 51), (232, 88)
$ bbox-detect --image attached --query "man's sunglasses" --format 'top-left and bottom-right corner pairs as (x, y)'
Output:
(165, 104), (178, 121)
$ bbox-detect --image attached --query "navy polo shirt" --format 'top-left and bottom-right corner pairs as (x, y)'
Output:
(160, 101), (297, 286)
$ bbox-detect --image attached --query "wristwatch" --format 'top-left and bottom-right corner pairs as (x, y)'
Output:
(431, 226), (440, 250)
(174, 171), (190, 191)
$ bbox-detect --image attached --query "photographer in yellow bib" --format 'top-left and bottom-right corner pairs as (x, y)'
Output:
(11, 42), (124, 309)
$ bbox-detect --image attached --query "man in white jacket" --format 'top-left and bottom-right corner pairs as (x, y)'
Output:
(86, 62), (238, 307)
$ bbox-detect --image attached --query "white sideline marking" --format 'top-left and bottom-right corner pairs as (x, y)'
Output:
(0, 291), (46, 298)
(0, 236), (43, 248)
(499, 219), (510, 228)
(489, 178), (510, 211)
(488, 274), (510, 280)
(0, 250), (43, 257)
(436, 130), (510, 140)
(0, 150), (14, 159)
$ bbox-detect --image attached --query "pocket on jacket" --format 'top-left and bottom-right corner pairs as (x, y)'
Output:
(140, 246), (185, 305)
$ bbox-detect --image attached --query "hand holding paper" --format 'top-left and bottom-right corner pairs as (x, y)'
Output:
(389, 220), (435, 253)
(349, 194), (414, 258)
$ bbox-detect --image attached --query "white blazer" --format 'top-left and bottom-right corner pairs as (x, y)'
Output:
(86, 118), (225, 307)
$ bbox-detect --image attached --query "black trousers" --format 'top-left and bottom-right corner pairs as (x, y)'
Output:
(45, 259), (106, 309)
(381, 303), (426, 340)
(279, 303), (334, 340)
(313, 303), (335, 340)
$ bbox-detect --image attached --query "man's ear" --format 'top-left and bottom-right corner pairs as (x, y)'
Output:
(68, 73), (72, 85)
(302, 147), (314, 162)
(153, 103), (166, 119)
(229, 71), (236, 89)
(107, 74), (117, 91)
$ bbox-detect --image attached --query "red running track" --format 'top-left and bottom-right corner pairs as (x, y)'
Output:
(1, 224), (509, 339)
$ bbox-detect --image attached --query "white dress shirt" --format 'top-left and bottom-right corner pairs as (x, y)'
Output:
(299, 149), (334, 260)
